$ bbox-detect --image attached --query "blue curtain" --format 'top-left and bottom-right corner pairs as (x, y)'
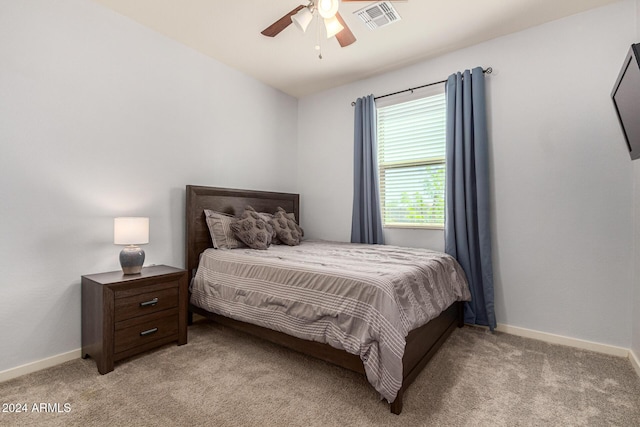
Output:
(445, 67), (496, 330)
(351, 95), (384, 244)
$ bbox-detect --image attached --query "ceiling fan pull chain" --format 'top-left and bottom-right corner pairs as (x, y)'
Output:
(315, 13), (323, 60)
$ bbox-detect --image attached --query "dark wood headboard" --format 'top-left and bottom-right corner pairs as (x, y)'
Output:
(185, 185), (300, 283)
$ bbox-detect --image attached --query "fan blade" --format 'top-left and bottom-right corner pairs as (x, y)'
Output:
(261, 5), (305, 37)
(334, 12), (356, 47)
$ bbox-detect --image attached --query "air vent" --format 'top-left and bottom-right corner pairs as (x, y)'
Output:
(355, 1), (401, 30)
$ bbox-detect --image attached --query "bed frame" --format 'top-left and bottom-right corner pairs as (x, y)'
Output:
(185, 185), (463, 414)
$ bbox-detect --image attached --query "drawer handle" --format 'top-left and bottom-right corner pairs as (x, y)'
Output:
(140, 328), (158, 336)
(139, 298), (159, 307)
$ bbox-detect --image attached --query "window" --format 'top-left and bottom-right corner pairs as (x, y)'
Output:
(377, 90), (446, 229)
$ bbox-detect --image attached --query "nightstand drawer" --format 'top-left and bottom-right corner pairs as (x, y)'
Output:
(114, 286), (178, 322)
(114, 310), (179, 354)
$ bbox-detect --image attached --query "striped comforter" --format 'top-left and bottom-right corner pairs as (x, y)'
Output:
(190, 240), (470, 402)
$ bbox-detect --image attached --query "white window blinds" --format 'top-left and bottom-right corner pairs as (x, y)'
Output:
(377, 92), (446, 228)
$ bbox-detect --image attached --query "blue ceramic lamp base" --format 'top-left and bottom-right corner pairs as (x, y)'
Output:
(119, 245), (145, 275)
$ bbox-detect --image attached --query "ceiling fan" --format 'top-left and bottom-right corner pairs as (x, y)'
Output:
(261, 0), (397, 49)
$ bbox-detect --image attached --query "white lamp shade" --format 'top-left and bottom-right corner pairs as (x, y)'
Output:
(291, 7), (313, 32)
(317, 0), (339, 19)
(114, 217), (149, 245)
(324, 16), (344, 38)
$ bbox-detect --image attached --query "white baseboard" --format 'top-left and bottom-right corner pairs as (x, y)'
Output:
(495, 323), (630, 358)
(0, 349), (81, 383)
(630, 349), (640, 378)
(2, 330), (639, 383)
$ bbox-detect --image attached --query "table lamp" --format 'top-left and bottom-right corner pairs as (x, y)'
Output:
(114, 217), (149, 274)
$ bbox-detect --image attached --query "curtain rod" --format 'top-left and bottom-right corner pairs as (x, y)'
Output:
(350, 67), (492, 106)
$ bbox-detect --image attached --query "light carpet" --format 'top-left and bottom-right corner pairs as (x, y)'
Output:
(1, 320), (639, 426)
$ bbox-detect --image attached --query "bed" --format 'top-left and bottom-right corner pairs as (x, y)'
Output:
(185, 185), (470, 414)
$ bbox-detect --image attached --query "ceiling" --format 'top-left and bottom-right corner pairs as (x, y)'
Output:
(91, 0), (620, 98)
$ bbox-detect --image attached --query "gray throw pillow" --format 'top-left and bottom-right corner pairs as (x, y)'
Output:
(272, 207), (302, 246)
(231, 206), (273, 250)
(257, 212), (280, 244)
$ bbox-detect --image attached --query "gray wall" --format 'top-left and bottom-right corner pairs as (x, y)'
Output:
(298, 1), (636, 348)
(632, 0), (640, 363)
(0, 0), (298, 372)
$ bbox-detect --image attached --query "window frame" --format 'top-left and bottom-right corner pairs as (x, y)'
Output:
(376, 85), (447, 230)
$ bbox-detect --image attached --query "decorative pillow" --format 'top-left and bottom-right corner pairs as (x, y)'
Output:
(204, 210), (245, 249)
(272, 207), (303, 246)
(257, 212), (280, 244)
(289, 212), (304, 238)
(230, 206), (273, 250)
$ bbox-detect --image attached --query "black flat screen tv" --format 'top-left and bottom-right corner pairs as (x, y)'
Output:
(612, 43), (640, 160)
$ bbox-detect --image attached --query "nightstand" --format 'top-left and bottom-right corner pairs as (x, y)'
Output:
(81, 265), (188, 374)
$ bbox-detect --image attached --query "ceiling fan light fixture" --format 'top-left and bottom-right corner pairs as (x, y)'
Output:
(291, 7), (314, 32)
(317, 0), (339, 19)
(324, 15), (344, 38)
